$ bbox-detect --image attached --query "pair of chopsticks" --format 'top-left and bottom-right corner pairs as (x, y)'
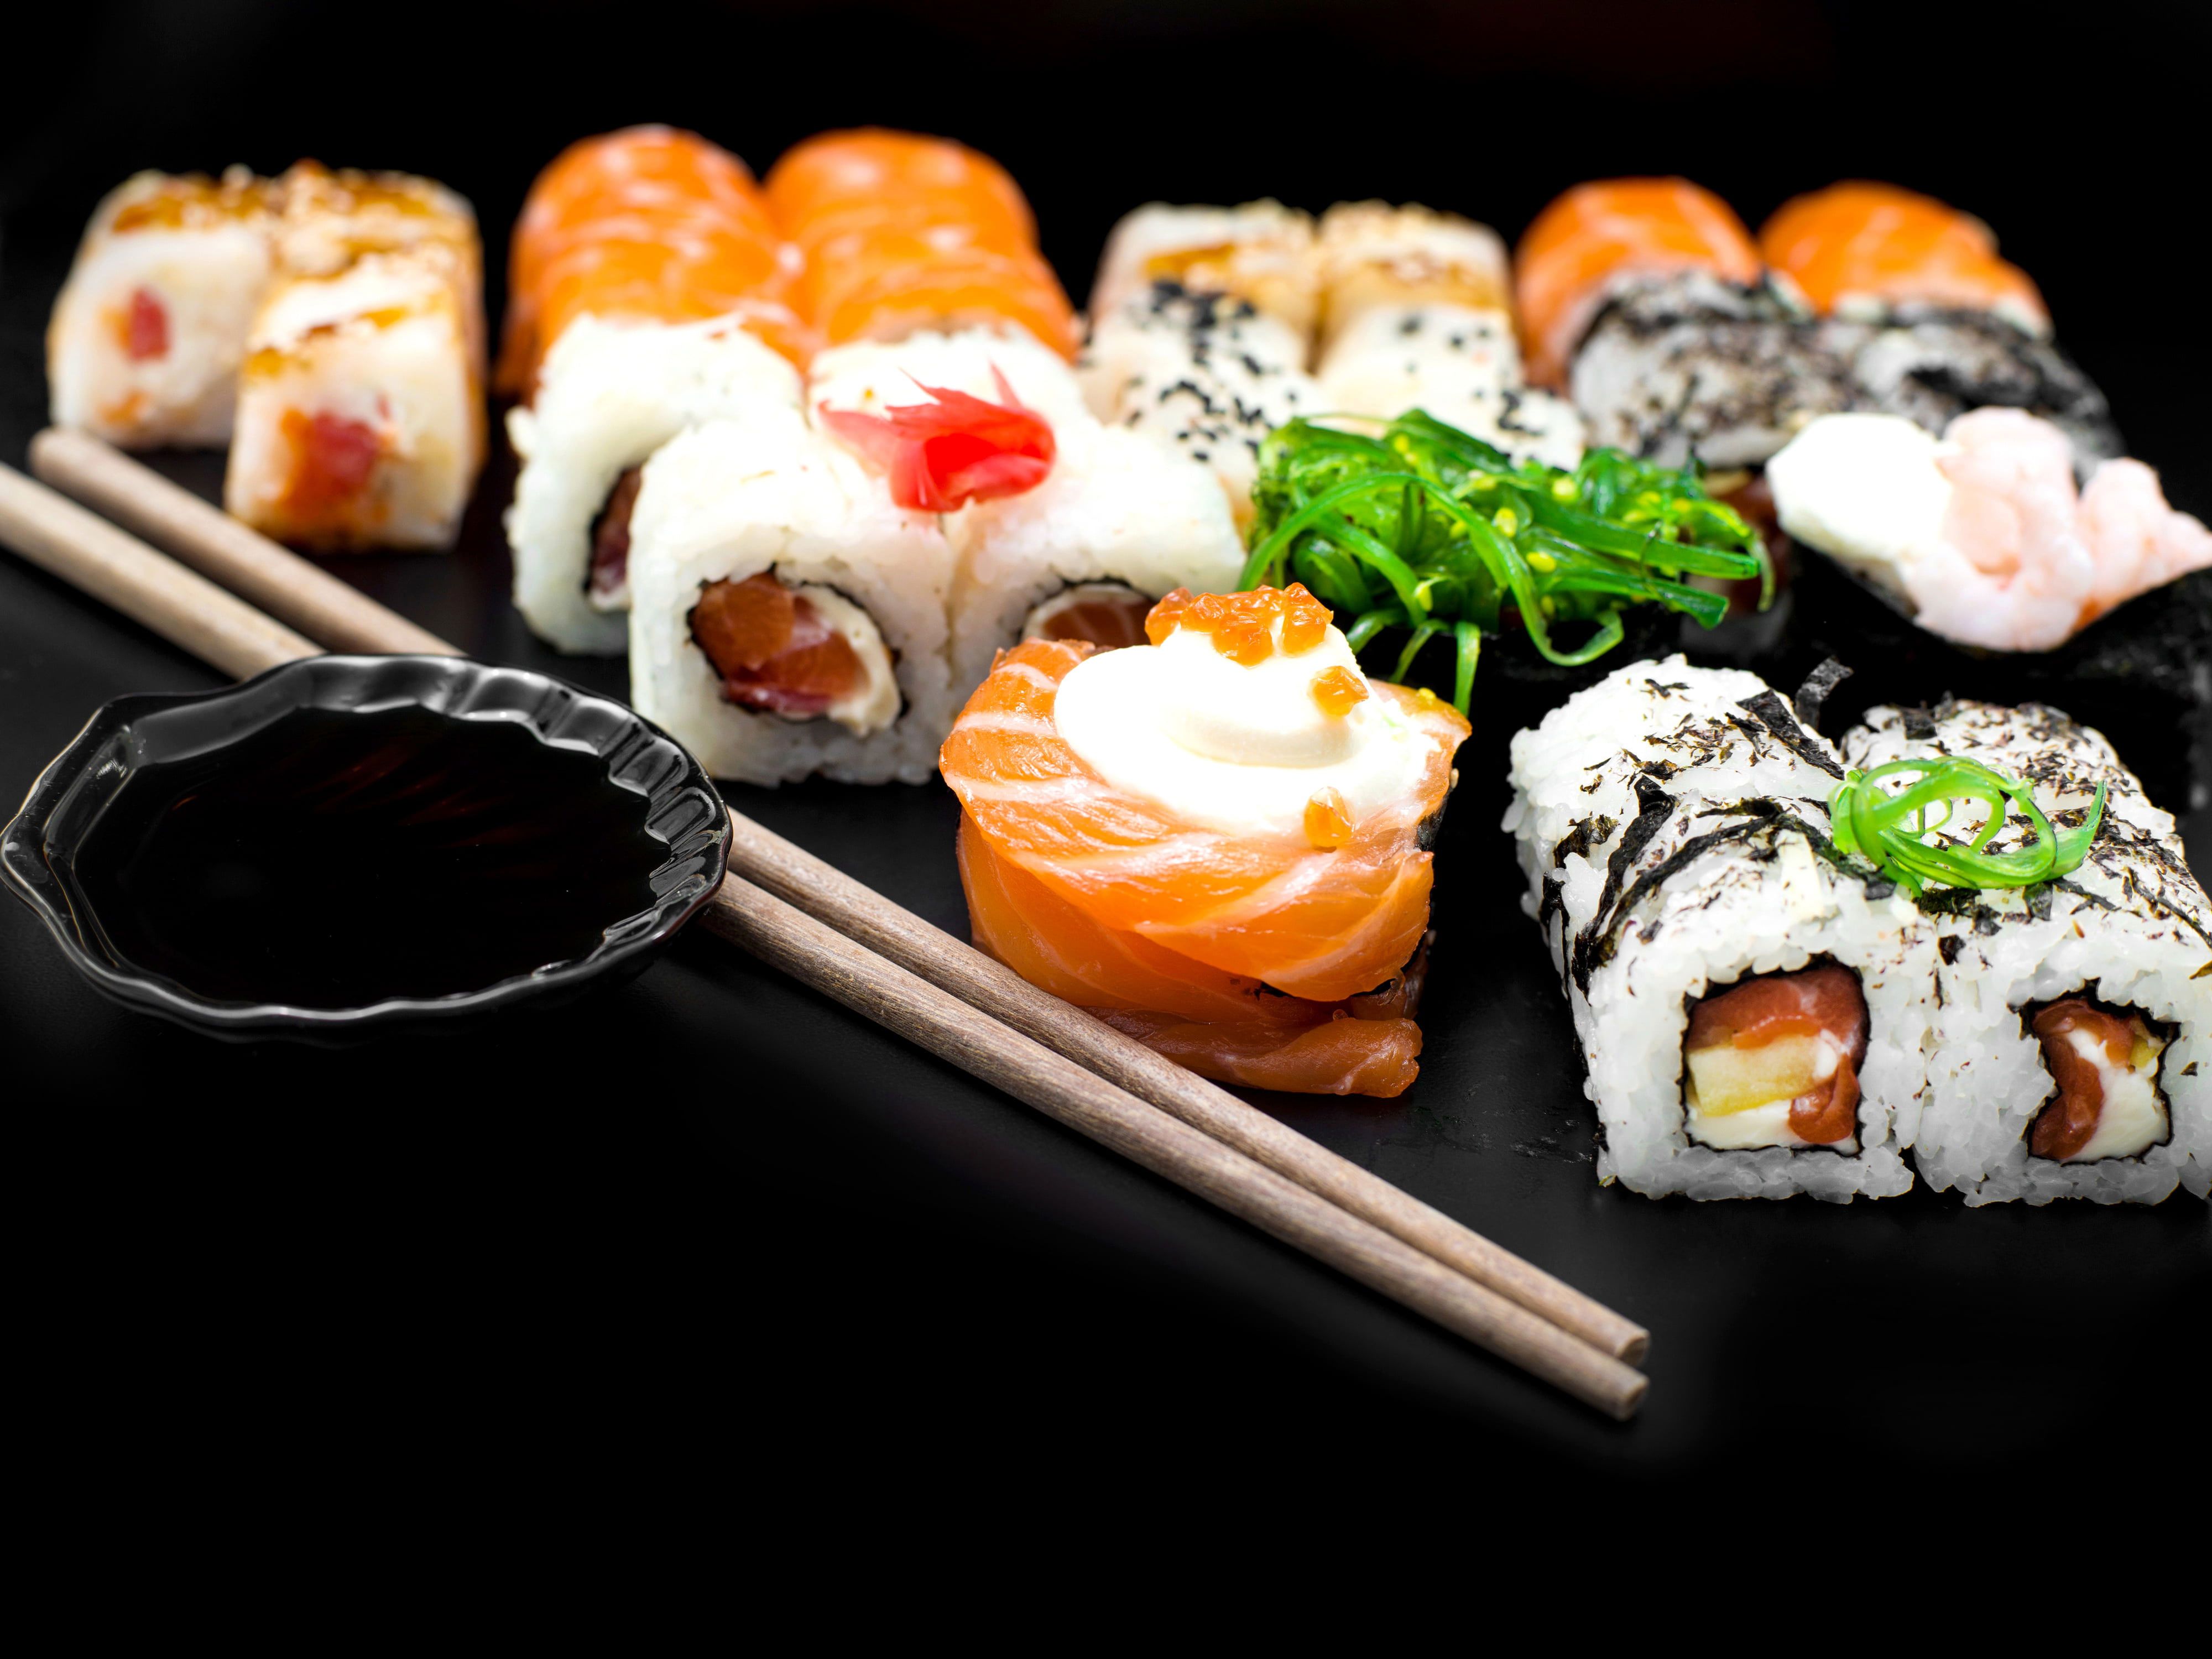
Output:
(0, 428), (1651, 1418)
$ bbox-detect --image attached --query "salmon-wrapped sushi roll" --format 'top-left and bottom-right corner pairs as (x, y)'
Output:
(768, 129), (1075, 355)
(1519, 177), (1854, 468)
(941, 585), (1470, 1097)
(500, 128), (804, 653)
(1759, 182), (2117, 470)
(225, 167), (485, 552)
(1311, 201), (1582, 471)
(1759, 182), (2047, 333)
(48, 168), (280, 448)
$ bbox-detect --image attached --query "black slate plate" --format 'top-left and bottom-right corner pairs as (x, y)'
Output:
(3, 2), (2208, 1499)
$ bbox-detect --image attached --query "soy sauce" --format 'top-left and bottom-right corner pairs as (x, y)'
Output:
(76, 705), (664, 1008)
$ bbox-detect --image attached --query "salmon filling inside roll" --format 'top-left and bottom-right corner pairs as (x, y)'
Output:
(586, 464), (644, 609)
(688, 571), (900, 735)
(1020, 582), (1154, 650)
(1682, 963), (1869, 1150)
(2028, 998), (2171, 1162)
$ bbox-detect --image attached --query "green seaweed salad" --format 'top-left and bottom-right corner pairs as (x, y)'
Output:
(1240, 410), (1772, 711)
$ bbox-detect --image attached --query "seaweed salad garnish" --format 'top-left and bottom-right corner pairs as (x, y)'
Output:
(1830, 757), (2106, 898)
(1239, 409), (1771, 711)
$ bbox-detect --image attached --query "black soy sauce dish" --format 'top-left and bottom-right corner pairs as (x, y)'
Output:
(1, 655), (729, 1041)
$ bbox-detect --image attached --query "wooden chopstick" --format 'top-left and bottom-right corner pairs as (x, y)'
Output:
(6, 432), (1653, 1394)
(0, 462), (317, 677)
(29, 429), (458, 658)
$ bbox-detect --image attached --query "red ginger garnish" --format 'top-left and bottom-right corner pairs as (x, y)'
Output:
(817, 367), (1054, 512)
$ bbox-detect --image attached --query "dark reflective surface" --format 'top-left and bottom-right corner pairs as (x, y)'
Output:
(2, 1), (2207, 1499)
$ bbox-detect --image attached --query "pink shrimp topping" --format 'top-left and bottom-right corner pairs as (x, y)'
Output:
(1916, 408), (2212, 650)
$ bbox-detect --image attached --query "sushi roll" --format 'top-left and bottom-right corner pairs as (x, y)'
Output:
(940, 584), (1470, 1097)
(625, 404), (954, 786)
(1841, 700), (2210, 1203)
(1078, 280), (1322, 530)
(1759, 182), (2119, 469)
(507, 316), (803, 654)
(1087, 200), (1319, 338)
(1766, 409), (2212, 653)
(500, 128), (803, 653)
(766, 129), (1077, 356)
(1517, 179), (1854, 468)
(225, 168), (485, 552)
(1507, 658), (1940, 1199)
(806, 327), (1242, 693)
(1310, 201), (1583, 470)
(48, 167), (280, 448)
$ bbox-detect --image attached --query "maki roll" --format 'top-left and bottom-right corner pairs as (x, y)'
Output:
(1079, 204), (1323, 529)
(1310, 201), (1582, 470)
(1507, 658), (1939, 1199)
(1840, 701), (2209, 1203)
(500, 128), (802, 653)
(223, 165), (486, 552)
(47, 167), (280, 448)
(624, 404), (953, 786)
(940, 584), (1470, 1097)
(1758, 182), (2119, 469)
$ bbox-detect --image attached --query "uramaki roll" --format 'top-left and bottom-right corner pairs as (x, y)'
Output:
(940, 585), (1469, 1097)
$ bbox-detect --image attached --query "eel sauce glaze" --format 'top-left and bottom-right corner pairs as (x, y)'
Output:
(77, 705), (663, 1008)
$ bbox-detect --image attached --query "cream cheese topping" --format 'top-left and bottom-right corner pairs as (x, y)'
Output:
(1051, 618), (1432, 837)
(1766, 413), (1953, 597)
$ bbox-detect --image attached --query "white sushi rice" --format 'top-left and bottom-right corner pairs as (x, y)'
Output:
(1843, 701), (2211, 1204)
(1316, 302), (1585, 471)
(48, 169), (276, 448)
(625, 406), (954, 786)
(505, 314), (802, 655)
(1506, 657), (1937, 1199)
(1088, 201), (1319, 338)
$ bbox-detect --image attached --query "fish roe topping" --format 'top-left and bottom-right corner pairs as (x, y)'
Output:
(1145, 582), (1335, 664)
(1304, 787), (1355, 849)
(1310, 664), (1369, 718)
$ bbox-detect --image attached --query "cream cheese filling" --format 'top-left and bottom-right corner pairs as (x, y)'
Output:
(795, 584), (900, 737)
(1683, 1031), (1854, 1151)
(2060, 1027), (2169, 1162)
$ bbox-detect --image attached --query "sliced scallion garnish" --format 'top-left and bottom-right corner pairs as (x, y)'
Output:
(1829, 757), (2104, 897)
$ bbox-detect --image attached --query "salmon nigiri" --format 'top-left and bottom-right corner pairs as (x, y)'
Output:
(1758, 181), (2048, 335)
(1514, 178), (1761, 388)
(768, 128), (1076, 355)
(940, 585), (1469, 1098)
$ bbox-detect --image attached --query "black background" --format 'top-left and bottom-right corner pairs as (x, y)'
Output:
(4, 0), (2208, 1542)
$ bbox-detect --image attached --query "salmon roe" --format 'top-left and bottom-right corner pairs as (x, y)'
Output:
(1304, 787), (1355, 850)
(1309, 665), (1369, 718)
(1145, 583), (1334, 663)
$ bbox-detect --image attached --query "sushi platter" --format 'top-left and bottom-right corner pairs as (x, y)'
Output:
(3, 101), (2208, 1472)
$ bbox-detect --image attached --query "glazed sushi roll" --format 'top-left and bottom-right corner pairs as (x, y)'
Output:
(1759, 182), (2118, 469)
(222, 166), (484, 552)
(941, 584), (1470, 1097)
(500, 129), (802, 653)
(48, 168), (279, 447)
(1840, 701), (2210, 1203)
(1310, 201), (1582, 470)
(1088, 201), (1320, 337)
(625, 405), (955, 786)
(1517, 178), (1853, 468)
(1507, 658), (1940, 1199)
